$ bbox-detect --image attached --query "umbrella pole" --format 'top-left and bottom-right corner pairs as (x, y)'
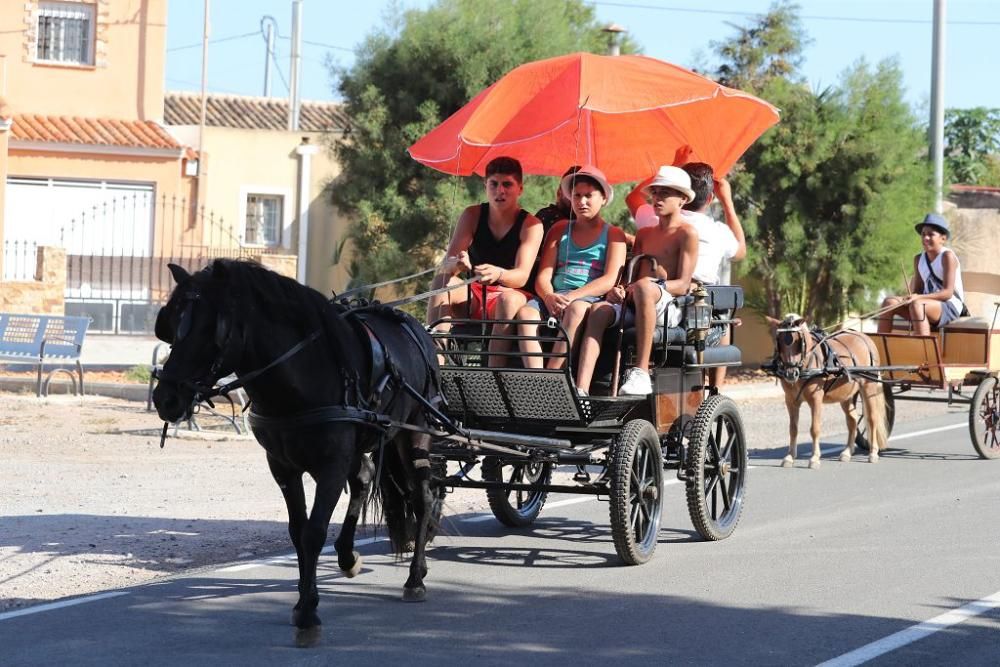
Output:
(609, 265), (628, 397)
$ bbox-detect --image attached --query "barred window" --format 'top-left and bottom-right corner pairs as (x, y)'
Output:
(36, 2), (95, 65)
(245, 194), (282, 246)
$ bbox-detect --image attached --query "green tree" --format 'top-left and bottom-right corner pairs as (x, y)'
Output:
(944, 107), (1000, 185)
(329, 0), (636, 292)
(712, 2), (931, 324)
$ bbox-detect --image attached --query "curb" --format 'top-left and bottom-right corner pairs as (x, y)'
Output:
(0, 377), (149, 402)
(721, 380), (785, 401)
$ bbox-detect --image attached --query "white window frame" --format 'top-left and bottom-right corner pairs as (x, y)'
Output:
(35, 2), (96, 66)
(238, 186), (293, 249)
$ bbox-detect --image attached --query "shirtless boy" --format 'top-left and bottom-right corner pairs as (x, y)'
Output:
(575, 165), (698, 396)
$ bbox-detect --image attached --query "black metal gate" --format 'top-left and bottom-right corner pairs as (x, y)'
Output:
(60, 193), (267, 334)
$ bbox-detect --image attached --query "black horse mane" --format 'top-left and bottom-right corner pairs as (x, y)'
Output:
(197, 258), (339, 335)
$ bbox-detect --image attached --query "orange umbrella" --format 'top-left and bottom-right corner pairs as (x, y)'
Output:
(408, 52), (779, 183)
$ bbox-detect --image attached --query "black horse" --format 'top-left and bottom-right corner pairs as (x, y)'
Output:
(152, 259), (442, 642)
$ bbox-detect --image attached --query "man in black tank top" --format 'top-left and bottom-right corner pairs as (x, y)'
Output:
(427, 156), (543, 366)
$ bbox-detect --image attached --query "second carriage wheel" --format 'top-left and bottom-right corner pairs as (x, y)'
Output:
(853, 385), (896, 453)
(685, 394), (748, 541)
(609, 419), (664, 565)
(969, 375), (1000, 460)
(482, 457), (552, 527)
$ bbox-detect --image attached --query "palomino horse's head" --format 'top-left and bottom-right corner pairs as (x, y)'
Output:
(765, 313), (815, 382)
(152, 261), (243, 423)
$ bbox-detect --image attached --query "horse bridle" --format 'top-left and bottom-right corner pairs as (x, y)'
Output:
(773, 325), (819, 382)
(155, 289), (323, 444)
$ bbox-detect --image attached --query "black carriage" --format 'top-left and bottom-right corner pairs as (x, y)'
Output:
(428, 279), (749, 565)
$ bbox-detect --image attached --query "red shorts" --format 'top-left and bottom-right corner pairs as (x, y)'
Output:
(468, 282), (529, 319)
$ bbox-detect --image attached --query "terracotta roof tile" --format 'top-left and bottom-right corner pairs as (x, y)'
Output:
(10, 114), (182, 149)
(163, 92), (350, 133)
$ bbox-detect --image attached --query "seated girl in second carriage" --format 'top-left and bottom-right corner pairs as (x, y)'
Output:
(516, 165), (627, 369)
(876, 213), (967, 336)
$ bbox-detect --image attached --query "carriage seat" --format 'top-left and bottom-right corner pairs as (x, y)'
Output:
(619, 284), (744, 366)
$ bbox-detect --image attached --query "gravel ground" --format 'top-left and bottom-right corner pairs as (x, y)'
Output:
(0, 393), (492, 614)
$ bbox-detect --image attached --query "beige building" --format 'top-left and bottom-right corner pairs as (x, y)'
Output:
(0, 0), (351, 330)
(163, 93), (351, 296)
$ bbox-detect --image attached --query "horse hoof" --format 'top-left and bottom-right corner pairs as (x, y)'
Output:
(291, 608), (321, 629)
(402, 586), (427, 603)
(808, 459), (821, 470)
(869, 455), (879, 464)
(342, 551), (363, 578)
(839, 452), (852, 463)
(294, 626), (322, 648)
(781, 457), (794, 468)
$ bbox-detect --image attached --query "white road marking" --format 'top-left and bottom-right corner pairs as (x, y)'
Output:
(819, 422), (965, 457)
(219, 535), (387, 572)
(0, 591), (128, 622)
(815, 590), (1000, 667)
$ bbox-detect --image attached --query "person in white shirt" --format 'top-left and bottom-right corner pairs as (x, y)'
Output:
(626, 162), (746, 386)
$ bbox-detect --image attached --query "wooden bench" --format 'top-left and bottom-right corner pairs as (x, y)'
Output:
(0, 313), (90, 396)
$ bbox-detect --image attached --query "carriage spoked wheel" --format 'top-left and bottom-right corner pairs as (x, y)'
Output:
(609, 419), (663, 565)
(684, 395), (748, 541)
(853, 385), (896, 453)
(482, 457), (552, 527)
(969, 375), (1000, 460)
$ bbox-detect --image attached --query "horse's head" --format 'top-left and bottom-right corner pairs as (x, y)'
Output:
(152, 260), (242, 423)
(766, 313), (813, 381)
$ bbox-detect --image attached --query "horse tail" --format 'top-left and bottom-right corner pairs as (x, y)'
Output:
(372, 440), (415, 559)
(868, 383), (890, 452)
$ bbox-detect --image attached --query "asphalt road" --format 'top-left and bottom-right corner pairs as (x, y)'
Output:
(2, 391), (998, 666)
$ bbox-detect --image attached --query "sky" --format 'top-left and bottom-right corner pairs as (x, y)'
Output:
(165, 0), (1000, 115)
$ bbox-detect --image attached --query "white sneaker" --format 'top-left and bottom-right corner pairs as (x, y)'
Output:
(576, 387), (588, 397)
(619, 368), (653, 396)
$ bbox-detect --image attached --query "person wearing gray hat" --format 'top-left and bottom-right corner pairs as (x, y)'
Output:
(877, 213), (967, 335)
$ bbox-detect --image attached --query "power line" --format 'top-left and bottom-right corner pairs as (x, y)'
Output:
(167, 30), (259, 53)
(591, 1), (1000, 26)
(275, 34), (353, 53)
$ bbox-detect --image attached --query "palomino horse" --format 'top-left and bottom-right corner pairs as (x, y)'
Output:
(766, 314), (889, 468)
(152, 260), (442, 646)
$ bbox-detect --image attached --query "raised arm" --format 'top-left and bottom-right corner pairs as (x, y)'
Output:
(715, 178), (746, 261)
(625, 177), (654, 218)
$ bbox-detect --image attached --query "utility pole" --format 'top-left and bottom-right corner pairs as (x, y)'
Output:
(287, 0), (303, 131)
(198, 0), (209, 163)
(262, 16), (276, 97)
(930, 0), (946, 213)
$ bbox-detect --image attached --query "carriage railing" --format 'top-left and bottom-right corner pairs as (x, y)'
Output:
(428, 316), (574, 367)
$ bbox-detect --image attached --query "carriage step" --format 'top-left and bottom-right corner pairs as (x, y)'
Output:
(573, 466), (591, 483)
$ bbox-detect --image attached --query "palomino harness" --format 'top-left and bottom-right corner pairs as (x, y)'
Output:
(766, 326), (878, 400)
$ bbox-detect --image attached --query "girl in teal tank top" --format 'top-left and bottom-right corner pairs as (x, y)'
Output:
(516, 166), (627, 371)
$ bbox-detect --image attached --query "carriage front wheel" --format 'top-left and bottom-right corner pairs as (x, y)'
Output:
(969, 375), (1000, 460)
(609, 419), (663, 565)
(482, 457), (551, 527)
(685, 394), (748, 541)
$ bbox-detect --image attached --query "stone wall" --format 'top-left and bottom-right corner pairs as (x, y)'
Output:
(256, 254), (298, 281)
(0, 246), (66, 313)
(947, 188), (1000, 319)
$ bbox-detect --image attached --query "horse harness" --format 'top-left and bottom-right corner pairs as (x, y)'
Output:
(767, 326), (878, 399)
(157, 292), (454, 448)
